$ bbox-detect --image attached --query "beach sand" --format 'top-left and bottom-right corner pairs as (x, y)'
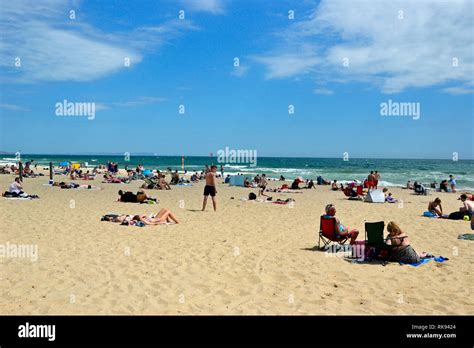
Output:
(1, 170), (473, 315)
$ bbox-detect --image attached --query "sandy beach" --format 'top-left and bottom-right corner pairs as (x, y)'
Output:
(1, 169), (472, 315)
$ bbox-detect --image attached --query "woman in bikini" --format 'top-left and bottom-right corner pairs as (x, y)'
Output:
(133, 208), (180, 225)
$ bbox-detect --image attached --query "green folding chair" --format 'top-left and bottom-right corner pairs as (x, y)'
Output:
(364, 221), (393, 262)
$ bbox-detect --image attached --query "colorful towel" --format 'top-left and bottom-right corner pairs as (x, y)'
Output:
(458, 233), (474, 240)
(423, 211), (438, 218)
(401, 256), (449, 267)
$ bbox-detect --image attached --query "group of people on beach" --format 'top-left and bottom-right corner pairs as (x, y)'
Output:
(406, 174), (457, 194)
(322, 204), (430, 264)
(4, 160), (472, 263)
(366, 171), (381, 189)
(427, 194), (474, 219)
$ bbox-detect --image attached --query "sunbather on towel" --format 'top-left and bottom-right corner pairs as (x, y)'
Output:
(428, 198), (444, 217)
(385, 193), (398, 203)
(8, 177), (24, 196)
(385, 221), (429, 264)
(118, 190), (138, 202)
(133, 208), (180, 225)
(3, 177), (39, 198)
(324, 204), (359, 244)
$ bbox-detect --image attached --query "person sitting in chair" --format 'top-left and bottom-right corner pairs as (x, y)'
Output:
(323, 204), (359, 244)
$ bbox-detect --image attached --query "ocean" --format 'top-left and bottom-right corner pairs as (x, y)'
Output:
(2, 155), (473, 190)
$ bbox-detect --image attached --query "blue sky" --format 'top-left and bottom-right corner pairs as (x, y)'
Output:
(0, 0), (473, 159)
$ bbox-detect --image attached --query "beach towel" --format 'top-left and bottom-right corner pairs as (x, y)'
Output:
(457, 233), (474, 240)
(175, 183), (193, 186)
(423, 211), (438, 218)
(401, 256), (448, 267)
(4, 196), (35, 200)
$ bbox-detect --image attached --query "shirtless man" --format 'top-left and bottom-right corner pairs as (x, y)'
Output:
(459, 194), (474, 215)
(202, 165), (217, 211)
(374, 171), (380, 189)
(367, 171), (375, 189)
(428, 198), (443, 217)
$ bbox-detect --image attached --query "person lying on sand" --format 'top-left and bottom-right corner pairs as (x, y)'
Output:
(343, 186), (358, 198)
(118, 189), (157, 203)
(323, 204), (359, 244)
(132, 208), (180, 225)
(53, 182), (94, 189)
(459, 193), (474, 201)
(385, 221), (429, 264)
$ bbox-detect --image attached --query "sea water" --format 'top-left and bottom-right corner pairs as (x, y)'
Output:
(2, 155), (473, 190)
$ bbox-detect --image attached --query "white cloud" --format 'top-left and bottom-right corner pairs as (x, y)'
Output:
(0, 1), (195, 83)
(253, 51), (320, 79)
(179, 0), (225, 14)
(442, 87), (474, 95)
(254, 0), (474, 94)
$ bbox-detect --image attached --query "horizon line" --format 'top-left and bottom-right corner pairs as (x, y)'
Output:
(1, 152), (473, 161)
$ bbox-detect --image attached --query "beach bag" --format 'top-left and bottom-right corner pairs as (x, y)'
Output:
(448, 211), (463, 220)
(248, 192), (257, 200)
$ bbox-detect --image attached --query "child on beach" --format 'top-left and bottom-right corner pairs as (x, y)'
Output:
(258, 174), (270, 198)
(202, 165), (218, 211)
(449, 175), (457, 193)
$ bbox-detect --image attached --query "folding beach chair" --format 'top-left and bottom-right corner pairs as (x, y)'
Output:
(318, 216), (349, 249)
(364, 221), (392, 261)
(143, 177), (159, 189)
